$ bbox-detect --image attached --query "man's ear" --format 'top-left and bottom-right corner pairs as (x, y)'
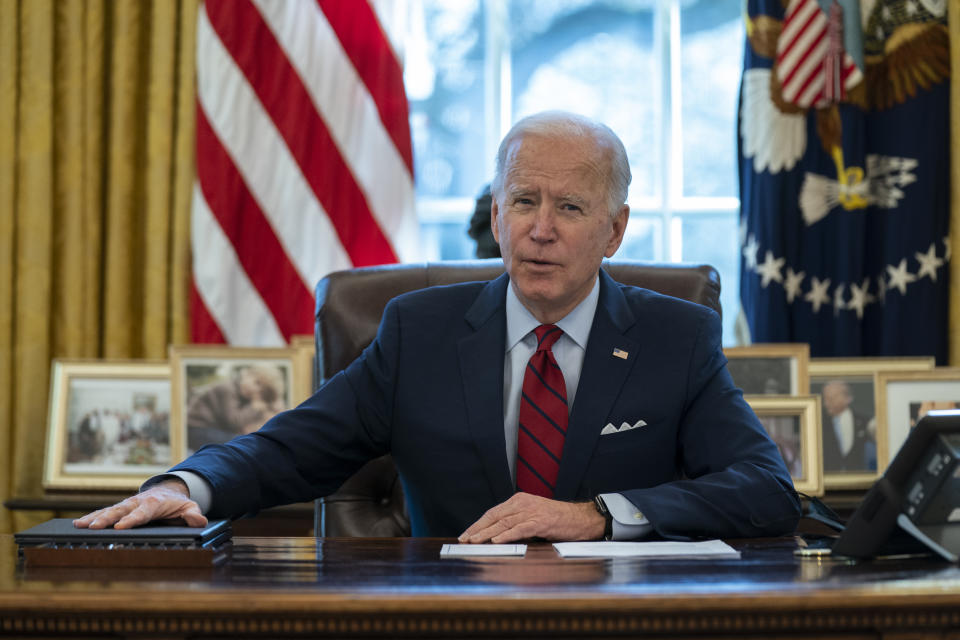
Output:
(604, 204), (629, 258)
(490, 197), (501, 245)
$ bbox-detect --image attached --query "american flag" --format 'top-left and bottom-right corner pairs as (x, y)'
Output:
(191, 0), (420, 345)
(775, 0), (861, 108)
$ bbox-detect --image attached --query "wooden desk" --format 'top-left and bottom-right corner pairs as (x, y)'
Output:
(2, 535), (960, 638)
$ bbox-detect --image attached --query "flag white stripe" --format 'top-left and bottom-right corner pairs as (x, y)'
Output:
(191, 183), (285, 346)
(782, 37), (829, 103)
(778, 16), (825, 77)
(777, 0), (817, 52)
(253, 0), (420, 262)
(196, 7), (353, 289)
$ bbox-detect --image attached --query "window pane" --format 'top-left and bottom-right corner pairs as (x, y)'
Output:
(509, 2), (658, 199)
(407, 1), (486, 199)
(420, 220), (477, 261)
(679, 0), (742, 198)
(678, 212), (740, 344)
(619, 216), (660, 261)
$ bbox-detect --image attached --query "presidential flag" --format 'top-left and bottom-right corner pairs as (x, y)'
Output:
(738, 0), (950, 362)
(191, 0), (420, 346)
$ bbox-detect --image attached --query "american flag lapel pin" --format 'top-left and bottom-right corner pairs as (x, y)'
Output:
(612, 348), (629, 360)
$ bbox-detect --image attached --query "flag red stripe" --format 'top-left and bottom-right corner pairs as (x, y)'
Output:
(317, 0), (414, 175)
(784, 49), (826, 105)
(841, 59), (858, 83)
(779, 1), (822, 61)
(196, 107), (316, 339)
(190, 279), (227, 344)
(204, 0), (399, 267)
(779, 26), (825, 90)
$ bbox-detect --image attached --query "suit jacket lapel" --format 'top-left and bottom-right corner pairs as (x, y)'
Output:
(458, 273), (515, 503)
(554, 271), (639, 499)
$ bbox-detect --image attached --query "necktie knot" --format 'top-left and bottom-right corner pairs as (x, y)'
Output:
(534, 324), (562, 352)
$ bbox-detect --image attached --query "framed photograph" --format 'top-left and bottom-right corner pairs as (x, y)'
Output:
(809, 357), (935, 489)
(289, 334), (317, 396)
(745, 395), (823, 497)
(724, 343), (810, 395)
(877, 369), (960, 474)
(170, 345), (309, 457)
(43, 360), (175, 491)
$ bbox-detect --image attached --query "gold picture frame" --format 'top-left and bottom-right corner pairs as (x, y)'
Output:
(745, 395), (823, 497)
(289, 334), (317, 395)
(170, 345), (309, 458)
(877, 368), (960, 475)
(724, 343), (810, 395)
(809, 357), (935, 489)
(43, 360), (174, 491)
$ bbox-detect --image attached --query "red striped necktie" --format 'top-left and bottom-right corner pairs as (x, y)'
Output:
(517, 325), (568, 497)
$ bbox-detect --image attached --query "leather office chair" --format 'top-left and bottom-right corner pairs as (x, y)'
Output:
(313, 259), (721, 537)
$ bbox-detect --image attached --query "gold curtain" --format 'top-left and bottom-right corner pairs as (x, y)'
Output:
(0, 0), (198, 535)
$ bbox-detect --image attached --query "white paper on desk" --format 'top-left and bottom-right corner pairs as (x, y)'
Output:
(440, 544), (527, 557)
(553, 540), (740, 559)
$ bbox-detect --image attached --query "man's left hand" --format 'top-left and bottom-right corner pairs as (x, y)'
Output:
(458, 492), (605, 543)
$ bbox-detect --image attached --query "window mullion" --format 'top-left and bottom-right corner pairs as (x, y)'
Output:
(484, 0), (509, 181)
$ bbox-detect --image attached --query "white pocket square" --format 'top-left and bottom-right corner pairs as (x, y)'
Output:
(600, 419), (647, 435)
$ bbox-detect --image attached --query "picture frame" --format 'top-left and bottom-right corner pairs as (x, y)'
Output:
(170, 345), (309, 458)
(289, 334), (317, 395)
(43, 360), (175, 491)
(877, 368), (960, 474)
(724, 343), (810, 395)
(745, 395), (823, 497)
(809, 357), (935, 489)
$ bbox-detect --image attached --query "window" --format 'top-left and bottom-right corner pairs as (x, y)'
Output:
(405, 0), (743, 343)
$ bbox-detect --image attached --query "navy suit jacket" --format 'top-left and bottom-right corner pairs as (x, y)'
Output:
(173, 271), (801, 538)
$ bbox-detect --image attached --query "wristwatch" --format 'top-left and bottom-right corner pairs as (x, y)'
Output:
(593, 494), (613, 541)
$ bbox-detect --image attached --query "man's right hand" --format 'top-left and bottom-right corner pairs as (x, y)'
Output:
(72, 479), (208, 530)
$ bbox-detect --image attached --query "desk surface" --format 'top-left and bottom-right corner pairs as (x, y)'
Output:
(3, 535), (960, 638)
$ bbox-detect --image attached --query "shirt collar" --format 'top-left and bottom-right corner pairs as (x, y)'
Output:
(505, 276), (600, 352)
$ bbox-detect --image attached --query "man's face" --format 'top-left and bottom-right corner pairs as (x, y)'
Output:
(822, 383), (851, 416)
(491, 134), (628, 323)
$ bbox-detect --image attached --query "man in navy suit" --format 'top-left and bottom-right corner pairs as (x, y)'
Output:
(76, 112), (800, 541)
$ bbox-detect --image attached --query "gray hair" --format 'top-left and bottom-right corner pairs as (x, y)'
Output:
(491, 111), (632, 217)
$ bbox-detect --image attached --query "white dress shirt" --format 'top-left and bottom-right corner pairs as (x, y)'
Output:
(503, 278), (651, 540)
(832, 408), (855, 456)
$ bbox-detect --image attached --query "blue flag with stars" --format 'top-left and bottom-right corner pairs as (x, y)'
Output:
(738, 0), (950, 362)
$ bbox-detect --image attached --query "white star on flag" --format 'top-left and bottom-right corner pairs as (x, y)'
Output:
(847, 278), (875, 319)
(833, 283), (846, 316)
(804, 277), (831, 313)
(916, 243), (944, 281)
(784, 268), (805, 303)
(756, 250), (785, 287)
(742, 234), (760, 271)
(876, 272), (887, 303)
(886, 259), (917, 295)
